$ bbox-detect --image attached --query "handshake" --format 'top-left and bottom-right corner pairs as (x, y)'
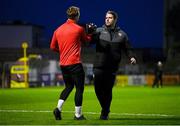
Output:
(79, 22), (97, 34)
(86, 23), (97, 34)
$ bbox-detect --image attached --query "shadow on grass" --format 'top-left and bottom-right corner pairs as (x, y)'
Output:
(110, 117), (180, 121)
(107, 117), (180, 125)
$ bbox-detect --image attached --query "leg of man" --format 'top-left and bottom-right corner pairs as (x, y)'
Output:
(71, 64), (86, 120)
(159, 76), (163, 88)
(74, 73), (84, 106)
(94, 69), (115, 120)
(94, 68), (105, 110)
(53, 69), (74, 120)
(152, 77), (158, 88)
(59, 74), (74, 101)
(102, 72), (115, 115)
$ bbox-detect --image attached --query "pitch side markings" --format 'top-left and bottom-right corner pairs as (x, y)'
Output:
(0, 109), (176, 117)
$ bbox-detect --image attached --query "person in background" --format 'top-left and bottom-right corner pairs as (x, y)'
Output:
(93, 10), (136, 120)
(152, 61), (163, 88)
(50, 6), (92, 120)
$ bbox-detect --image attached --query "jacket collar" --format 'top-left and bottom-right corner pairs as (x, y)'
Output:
(103, 25), (120, 32)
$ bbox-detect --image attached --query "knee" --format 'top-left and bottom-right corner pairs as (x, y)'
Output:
(76, 86), (84, 94)
(65, 85), (74, 92)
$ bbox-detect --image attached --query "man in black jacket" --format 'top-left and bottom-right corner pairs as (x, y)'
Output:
(93, 10), (136, 120)
(152, 61), (163, 88)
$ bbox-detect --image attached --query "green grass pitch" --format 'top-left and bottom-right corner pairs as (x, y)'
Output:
(0, 85), (180, 125)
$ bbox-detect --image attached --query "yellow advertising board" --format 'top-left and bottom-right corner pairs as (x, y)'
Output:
(145, 75), (155, 86)
(163, 75), (180, 85)
(116, 75), (128, 87)
(10, 65), (29, 88)
(145, 74), (180, 86)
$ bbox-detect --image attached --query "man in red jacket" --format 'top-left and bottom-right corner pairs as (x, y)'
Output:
(50, 6), (91, 120)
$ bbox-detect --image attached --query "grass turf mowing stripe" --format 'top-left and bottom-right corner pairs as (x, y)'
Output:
(0, 109), (175, 117)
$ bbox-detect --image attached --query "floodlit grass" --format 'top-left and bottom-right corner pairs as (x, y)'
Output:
(0, 85), (180, 125)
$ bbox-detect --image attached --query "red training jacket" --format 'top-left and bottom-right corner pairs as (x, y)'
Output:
(50, 19), (91, 66)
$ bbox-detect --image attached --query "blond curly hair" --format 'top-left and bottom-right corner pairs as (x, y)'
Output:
(66, 6), (80, 19)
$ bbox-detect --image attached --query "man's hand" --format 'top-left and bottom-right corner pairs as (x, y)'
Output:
(130, 57), (136, 64)
(86, 23), (97, 34)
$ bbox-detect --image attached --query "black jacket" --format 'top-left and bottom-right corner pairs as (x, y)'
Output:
(93, 25), (135, 72)
(154, 65), (163, 78)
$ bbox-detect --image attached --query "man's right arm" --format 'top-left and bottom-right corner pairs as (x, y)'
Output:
(79, 23), (98, 44)
(80, 27), (92, 42)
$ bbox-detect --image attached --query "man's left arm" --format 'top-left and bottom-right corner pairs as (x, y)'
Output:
(123, 38), (137, 64)
(50, 32), (59, 52)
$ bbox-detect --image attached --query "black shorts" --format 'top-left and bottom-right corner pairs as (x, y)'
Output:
(61, 63), (85, 76)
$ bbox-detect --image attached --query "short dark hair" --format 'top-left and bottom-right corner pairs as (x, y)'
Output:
(106, 10), (118, 21)
(66, 6), (80, 19)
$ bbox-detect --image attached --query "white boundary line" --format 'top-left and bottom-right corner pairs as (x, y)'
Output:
(0, 109), (176, 117)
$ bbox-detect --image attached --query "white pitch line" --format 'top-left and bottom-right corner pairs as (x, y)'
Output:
(0, 109), (176, 117)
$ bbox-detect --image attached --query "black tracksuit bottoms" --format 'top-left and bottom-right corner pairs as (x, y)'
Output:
(152, 75), (163, 88)
(60, 63), (85, 106)
(94, 68), (116, 115)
